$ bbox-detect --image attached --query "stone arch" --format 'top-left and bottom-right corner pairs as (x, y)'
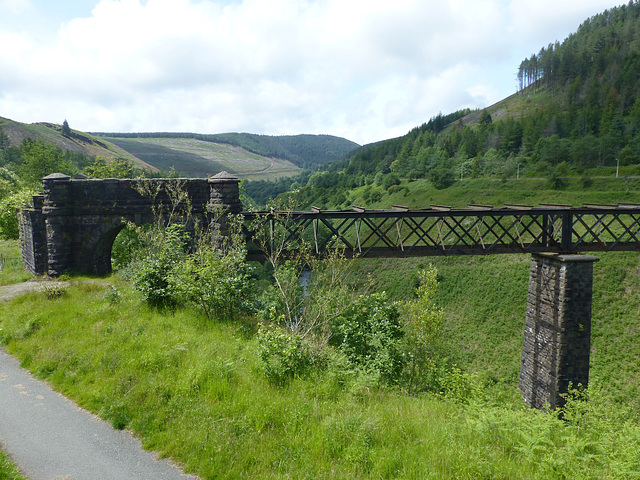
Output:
(19, 172), (242, 277)
(84, 219), (128, 276)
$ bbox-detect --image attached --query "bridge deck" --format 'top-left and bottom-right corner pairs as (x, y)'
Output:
(242, 203), (640, 261)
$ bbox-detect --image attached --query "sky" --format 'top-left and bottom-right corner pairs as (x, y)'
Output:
(0, 0), (627, 145)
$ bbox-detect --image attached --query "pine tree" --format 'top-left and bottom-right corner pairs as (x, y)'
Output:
(62, 120), (71, 137)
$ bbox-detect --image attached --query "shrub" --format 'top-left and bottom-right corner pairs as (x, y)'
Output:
(368, 190), (382, 204)
(130, 224), (186, 309)
(257, 324), (319, 386)
(401, 267), (444, 393)
(382, 173), (401, 191)
(257, 260), (305, 331)
(387, 184), (402, 195)
(429, 168), (455, 189)
(0, 189), (36, 240)
(581, 174), (594, 188)
(42, 282), (67, 300)
(331, 292), (404, 384)
(169, 242), (253, 320)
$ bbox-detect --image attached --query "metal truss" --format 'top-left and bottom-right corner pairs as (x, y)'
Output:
(241, 203), (640, 261)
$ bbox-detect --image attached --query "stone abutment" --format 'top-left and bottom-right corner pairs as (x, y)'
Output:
(19, 172), (241, 277)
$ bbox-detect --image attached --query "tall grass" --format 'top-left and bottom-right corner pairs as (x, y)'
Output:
(1, 272), (640, 479)
(2, 180), (640, 478)
(0, 240), (32, 286)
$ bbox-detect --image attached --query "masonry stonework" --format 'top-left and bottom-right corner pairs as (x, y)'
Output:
(19, 172), (241, 277)
(519, 253), (598, 409)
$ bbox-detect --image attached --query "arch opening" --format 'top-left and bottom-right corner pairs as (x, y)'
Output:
(91, 223), (126, 276)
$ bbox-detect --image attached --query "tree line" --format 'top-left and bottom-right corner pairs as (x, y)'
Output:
(246, 1), (640, 208)
(95, 131), (360, 170)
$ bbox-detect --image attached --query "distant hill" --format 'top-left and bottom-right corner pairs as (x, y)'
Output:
(0, 116), (359, 180)
(100, 136), (301, 180)
(94, 132), (360, 171)
(0, 117), (156, 172)
(263, 2), (640, 210)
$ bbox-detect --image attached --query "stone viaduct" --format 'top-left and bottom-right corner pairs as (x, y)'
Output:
(19, 173), (605, 410)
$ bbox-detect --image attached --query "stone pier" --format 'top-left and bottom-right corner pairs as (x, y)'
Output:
(519, 253), (599, 409)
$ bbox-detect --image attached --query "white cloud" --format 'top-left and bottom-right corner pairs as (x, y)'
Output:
(0, 0), (32, 14)
(0, 0), (625, 144)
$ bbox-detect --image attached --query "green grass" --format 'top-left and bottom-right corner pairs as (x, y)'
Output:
(3, 180), (640, 478)
(356, 176), (640, 210)
(0, 240), (32, 286)
(0, 450), (26, 480)
(1, 263), (640, 478)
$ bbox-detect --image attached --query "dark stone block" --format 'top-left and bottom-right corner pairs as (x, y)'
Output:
(519, 253), (598, 410)
(19, 174), (242, 277)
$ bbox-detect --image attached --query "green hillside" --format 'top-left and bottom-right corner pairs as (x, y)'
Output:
(252, 1), (640, 209)
(103, 136), (301, 180)
(0, 117), (155, 172)
(96, 132), (360, 172)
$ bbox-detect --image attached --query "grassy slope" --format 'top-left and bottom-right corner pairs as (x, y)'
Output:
(351, 176), (640, 209)
(1, 268), (639, 479)
(347, 176), (640, 403)
(1, 276), (639, 479)
(0, 117), (157, 172)
(2, 179), (640, 478)
(106, 137), (301, 180)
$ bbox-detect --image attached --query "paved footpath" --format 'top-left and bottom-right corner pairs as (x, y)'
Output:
(0, 348), (200, 480)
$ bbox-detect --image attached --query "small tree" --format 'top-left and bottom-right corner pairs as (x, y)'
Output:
(169, 217), (253, 320)
(331, 292), (405, 384)
(429, 167), (455, 189)
(61, 120), (71, 137)
(401, 266), (445, 393)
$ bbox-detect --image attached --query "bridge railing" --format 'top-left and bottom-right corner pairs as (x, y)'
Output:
(241, 204), (640, 260)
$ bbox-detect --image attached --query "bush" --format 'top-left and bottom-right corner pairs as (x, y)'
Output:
(581, 174), (594, 188)
(429, 168), (455, 189)
(257, 260), (305, 331)
(382, 173), (401, 191)
(129, 224), (186, 309)
(0, 189), (35, 240)
(257, 324), (320, 386)
(331, 292), (405, 384)
(548, 169), (567, 189)
(169, 242), (253, 320)
(401, 267), (445, 393)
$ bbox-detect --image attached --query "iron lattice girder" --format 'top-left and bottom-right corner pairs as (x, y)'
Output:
(242, 205), (640, 260)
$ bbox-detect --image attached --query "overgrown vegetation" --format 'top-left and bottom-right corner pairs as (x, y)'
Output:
(2, 166), (640, 477)
(2, 245), (640, 478)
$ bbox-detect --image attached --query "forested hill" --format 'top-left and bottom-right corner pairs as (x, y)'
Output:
(250, 1), (640, 208)
(94, 132), (360, 170)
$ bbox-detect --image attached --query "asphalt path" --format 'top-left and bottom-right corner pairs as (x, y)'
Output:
(0, 348), (199, 480)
